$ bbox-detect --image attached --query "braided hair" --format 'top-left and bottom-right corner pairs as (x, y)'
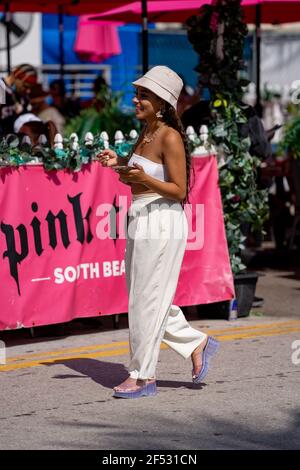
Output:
(161, 102), (194, 206)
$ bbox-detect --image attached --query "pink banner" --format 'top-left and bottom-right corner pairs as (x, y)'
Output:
(0, 157), (234, 330)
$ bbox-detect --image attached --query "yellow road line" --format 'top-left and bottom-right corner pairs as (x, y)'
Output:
(0, 344), (169, 373)
(5, 341), (129, 364)
(215, 326), (300, 341)
(0, 347), (130, 372)
(200, 320), (300, 335)
(4, 320), (300, 364)
(1, 324), (300, 373)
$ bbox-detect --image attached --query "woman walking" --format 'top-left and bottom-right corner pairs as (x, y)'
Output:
(99, 66), (219, 399)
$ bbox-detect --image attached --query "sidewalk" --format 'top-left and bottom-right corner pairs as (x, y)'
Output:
(250, 246), (300, 319)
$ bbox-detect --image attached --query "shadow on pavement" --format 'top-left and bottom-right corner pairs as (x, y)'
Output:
(42, 357), (206, 391)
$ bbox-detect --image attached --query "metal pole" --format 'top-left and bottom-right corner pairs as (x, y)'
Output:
(255, 4), (262, 117)
(141, 0), (149, 74)
(58, 5), (65, 82)
(5, 2), (11, 74)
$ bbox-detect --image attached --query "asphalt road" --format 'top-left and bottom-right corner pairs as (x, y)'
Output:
(1, 307), (300, 450)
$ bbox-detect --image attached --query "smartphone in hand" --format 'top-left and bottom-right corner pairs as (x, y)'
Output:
(112, 165), (131, 172)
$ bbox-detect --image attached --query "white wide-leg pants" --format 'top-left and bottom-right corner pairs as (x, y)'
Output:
(125, 193), (207, 380)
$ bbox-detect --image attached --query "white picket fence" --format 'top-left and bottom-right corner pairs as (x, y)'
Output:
(2, 125), (215, 167)
(53, 125), (215, 157)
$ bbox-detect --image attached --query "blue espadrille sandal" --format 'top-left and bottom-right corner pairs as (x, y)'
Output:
(192, 336), (220, 384)
(113, 380), (157, 399)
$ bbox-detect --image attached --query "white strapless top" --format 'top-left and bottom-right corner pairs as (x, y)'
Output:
(127, 153), (169, 182)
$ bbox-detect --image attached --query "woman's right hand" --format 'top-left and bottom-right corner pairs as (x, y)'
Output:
(97, 149), (118, 167)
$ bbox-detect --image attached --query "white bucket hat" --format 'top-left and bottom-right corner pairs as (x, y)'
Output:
(132, 65), (183, 111)
(14, 113), (41, 133)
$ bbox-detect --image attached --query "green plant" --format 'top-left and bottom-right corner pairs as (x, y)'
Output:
(187, 0), (269, 274)
(64, 86), (138, 140)
(211, 101), (269, 273)
(0, 87), (139, 172)
(186, 0), (249, 103)
(281, 115), (300, 160)
(0, 134), (137, 172)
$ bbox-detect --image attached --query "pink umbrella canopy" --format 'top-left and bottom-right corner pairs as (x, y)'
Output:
(90, 0), (300, 108)
(91, 0), (300, 24)
(2, 0), (300, 21)
(90, 1), (210, 23)
(243, 0), (300, 23)
(0, 1), (161, 14)
(0, 1), (147, 73)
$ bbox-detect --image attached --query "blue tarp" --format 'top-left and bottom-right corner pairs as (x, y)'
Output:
(42, 14), (200, 108)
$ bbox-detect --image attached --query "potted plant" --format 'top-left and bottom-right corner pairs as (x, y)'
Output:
(186, 0), (269, 318)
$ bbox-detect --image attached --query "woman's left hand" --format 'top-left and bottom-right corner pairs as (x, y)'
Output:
(118, 163), (147, 184)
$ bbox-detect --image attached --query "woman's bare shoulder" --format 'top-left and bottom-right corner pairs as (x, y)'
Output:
(159, 126), (185, 164)
(161, 126), (182, 146)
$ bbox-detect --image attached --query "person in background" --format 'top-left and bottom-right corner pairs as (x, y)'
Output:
(14, 112), (57, 147)
(49, 79), (81, 119)
(181, 83), (212, 132)
(13, 112), (41, 133)
(81, 74), (108, 112)
(0, 63), (38, 137)
(177, 76), (198, 118)
(29, 84), (65, 135)
(238, 101), (273, 163)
